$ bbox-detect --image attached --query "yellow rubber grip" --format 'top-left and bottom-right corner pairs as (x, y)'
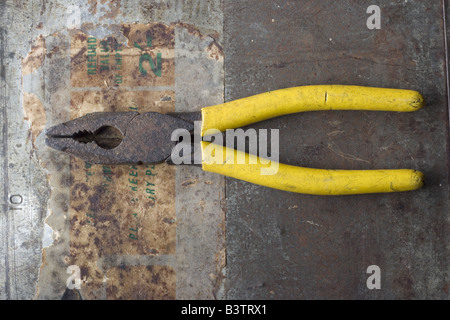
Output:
(201, 142), (424, 195)
(201, 85), (424, 135)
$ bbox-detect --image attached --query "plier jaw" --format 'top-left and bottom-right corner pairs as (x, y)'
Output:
(45, 111), (195, 165)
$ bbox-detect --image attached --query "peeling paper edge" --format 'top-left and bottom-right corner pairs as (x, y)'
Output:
(42, 217), (55, 249)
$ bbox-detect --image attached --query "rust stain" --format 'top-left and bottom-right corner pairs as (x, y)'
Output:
(121, 22), (175, 47)
(22, 35), (46, 75)
(88, 0), (97, 15)
(23, 92), (46, 147)
(34, 248), (47, 299)
(206, 41), (224, 61)
(175, 22), (205, 38)
(46, 46), (60, 59)
(99, 0), (122, 20)
(106, 266), (176, 300)
(81, 22), (96, 30)
(174, 22), (220, 41)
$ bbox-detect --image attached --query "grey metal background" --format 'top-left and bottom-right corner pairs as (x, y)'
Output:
(224, 0), (449, 299)
(0, 0), (449, 299)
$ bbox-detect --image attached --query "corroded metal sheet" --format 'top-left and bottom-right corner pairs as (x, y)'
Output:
(67, 80), (177, 299)
(106, 265), (176, 299)
(3, 0), (224, 300)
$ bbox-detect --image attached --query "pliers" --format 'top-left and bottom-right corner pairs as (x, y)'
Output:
(45, 85), (425, 195)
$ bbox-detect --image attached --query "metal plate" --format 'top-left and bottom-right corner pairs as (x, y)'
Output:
(224, 0), (449, 299)
(1, 0), (224, 300)
(0, 0), (448, 300)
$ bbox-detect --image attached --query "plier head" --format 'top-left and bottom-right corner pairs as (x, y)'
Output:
(45, 112), (195, 164)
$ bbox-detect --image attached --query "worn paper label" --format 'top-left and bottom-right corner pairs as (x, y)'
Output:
(69, 24), (177, 299)
(70, 23), (175, 87)
(23, 18), (225, 300)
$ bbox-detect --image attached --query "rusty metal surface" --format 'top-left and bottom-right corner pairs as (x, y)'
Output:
(1, 0), (224, 300)
(45, 111), (195, 164)
(224, 0), (449, 299)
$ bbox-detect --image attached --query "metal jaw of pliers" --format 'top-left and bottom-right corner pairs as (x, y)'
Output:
(45, 111), (201, 164)
(45, 85), (425, 195)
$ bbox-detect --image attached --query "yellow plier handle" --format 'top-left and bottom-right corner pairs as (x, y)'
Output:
(200, 85), (425, 195)
(201, 85), (424, 134)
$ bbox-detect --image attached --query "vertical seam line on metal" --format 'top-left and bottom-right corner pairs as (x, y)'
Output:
(1, 24), (11, 300)
(443, 0), (450, 187)
(442, 1), (450, 298)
